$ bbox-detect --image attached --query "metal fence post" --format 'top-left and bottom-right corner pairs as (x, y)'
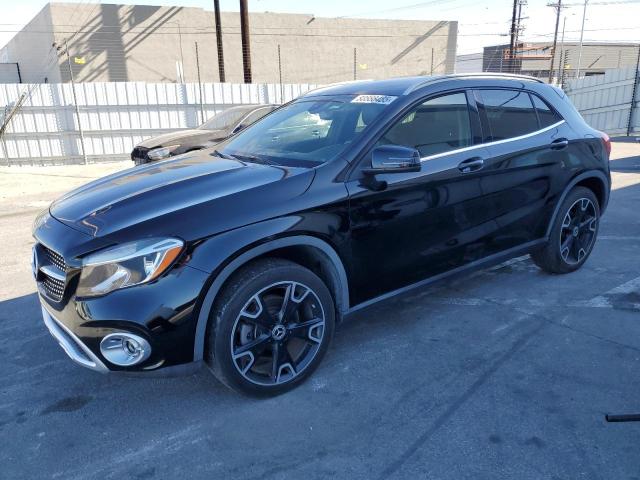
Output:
(65, 40), (88, 165)
(353, 48), (357, 81)
(431, 47), (434, 75)
(195, 42), (205, 125)
(278, 44), (284, 103)
(627, 44), (640, 136)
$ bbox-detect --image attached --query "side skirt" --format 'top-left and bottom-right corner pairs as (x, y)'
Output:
(345, 238), (547, 316)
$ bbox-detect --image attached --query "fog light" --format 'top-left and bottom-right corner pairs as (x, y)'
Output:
(100, 333), (151, 366)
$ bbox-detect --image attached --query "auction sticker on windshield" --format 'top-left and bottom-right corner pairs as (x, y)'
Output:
(351, 95), (397, 105)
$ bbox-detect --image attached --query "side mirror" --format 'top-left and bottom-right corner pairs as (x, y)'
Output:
(363, 145), (421, 175)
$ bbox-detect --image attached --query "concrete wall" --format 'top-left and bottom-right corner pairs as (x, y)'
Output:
(455, 53), (483, 74)
(0, 64), (22, 83)
(1, 2), (457, 84)
(0, 4), (60, 83)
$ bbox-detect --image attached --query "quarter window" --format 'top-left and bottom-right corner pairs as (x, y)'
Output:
(377, 92), (472, 157)
(479, 89), (539, 141)
(531, 94), (562, 128)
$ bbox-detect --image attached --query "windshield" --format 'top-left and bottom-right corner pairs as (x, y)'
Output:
(216, 96), (393, 167)
(199, 106), (257, 131)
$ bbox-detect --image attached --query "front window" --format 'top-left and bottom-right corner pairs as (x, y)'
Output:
(377, 92), (472, 158)
(216, 96), (393, 167)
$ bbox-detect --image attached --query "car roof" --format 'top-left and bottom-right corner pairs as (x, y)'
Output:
(303, 74), (545, 98)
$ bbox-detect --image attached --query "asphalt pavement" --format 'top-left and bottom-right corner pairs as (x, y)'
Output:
(1, 143), (639, 480)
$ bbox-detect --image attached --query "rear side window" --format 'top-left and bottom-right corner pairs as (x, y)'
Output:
(479, 89), (539, 141)
(531, 94), (563, 128)
(377, 92), (472, 157)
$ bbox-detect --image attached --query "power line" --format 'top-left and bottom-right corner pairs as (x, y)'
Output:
(340, 0), (459, 18)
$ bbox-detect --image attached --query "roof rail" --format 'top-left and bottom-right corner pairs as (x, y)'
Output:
(404, 73), (545, 95)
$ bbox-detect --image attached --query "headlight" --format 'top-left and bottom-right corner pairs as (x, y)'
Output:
(32, 207), (50, 234)
(147, 144), (180, 160)
(77, 238), (184, 297)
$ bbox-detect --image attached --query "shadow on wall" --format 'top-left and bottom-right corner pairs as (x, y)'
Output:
(64, 4), (185, 82)
(391, 21), (450, 66)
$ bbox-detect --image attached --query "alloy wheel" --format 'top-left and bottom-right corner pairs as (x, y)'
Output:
(230, 281), (326, 386)
(559, 197), (598, 265)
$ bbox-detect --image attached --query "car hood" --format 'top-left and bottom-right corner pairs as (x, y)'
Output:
(50, 151), (313, 238)
(137, 129), (227, 148)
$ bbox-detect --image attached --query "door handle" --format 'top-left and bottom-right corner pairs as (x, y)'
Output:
(458, 157), (484, 173)
(551, 138), (569, 150)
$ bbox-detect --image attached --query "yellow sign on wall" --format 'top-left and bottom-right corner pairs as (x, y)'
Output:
(74, 57), (86, 65)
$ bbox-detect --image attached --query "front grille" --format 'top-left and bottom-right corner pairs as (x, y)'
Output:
(44, 245), (66, 272)
(43, 275), (65, 301)
(37, 244), (67, 302)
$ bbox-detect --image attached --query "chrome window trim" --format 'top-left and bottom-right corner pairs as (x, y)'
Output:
(419, 120), (565, 163)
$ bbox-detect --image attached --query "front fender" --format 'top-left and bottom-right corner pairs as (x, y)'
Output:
(188, 218), (350, 361)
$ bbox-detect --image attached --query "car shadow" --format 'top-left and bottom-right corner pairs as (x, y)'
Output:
(610, 157), (640, 172)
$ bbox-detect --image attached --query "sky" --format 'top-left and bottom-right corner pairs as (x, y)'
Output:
(1, 0), (639, 55)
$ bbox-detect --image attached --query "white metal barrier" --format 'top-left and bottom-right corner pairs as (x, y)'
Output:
(0, 81), (318, 165)
(565, 67), (640, 137)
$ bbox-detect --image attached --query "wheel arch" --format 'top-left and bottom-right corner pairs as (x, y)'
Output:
(192, 235), (349, 361)
(545, 170), (610, 239)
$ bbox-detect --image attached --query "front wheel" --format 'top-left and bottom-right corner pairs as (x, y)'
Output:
(532, 186), (600, 274)
(205, 259), (335, 396)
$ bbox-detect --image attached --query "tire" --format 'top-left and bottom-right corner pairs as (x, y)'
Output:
(532, 186), (600, 274)
(205, 258), (335, 396)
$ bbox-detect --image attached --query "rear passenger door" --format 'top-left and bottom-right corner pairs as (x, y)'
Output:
(473, 88), (572, 255)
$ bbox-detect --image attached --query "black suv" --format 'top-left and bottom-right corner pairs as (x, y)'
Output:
(32, 74), (611, 396)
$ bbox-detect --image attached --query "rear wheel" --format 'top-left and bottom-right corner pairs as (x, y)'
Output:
(532, 186), (600, 274)
(205, 259), (335, 396)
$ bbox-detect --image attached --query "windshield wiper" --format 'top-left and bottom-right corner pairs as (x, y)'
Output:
(227, 153), (278, 165)
(212, 149), (235, 160)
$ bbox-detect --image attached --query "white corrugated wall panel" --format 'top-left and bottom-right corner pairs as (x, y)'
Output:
(566, 67), (639, 136)
(0, 81), (321, 164)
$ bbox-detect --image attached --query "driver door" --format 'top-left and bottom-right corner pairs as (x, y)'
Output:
(346, 91), (494, 304)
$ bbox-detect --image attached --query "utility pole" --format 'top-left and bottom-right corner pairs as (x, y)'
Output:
(558, 16), (567, 85)
(239, 0), (252, 83)
(514, 0), (525, 47)
(576, 0), (588, 78)
(213, 0), (225, 82)
(509, 0), (519, 73)
(548, 0), (563, 83)
(64, 39), (87, 165)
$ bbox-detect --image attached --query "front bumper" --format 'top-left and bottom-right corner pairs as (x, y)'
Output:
(41, 304), (109, 372)
(36, 257), (210, 372)
(33, 214), (211, 372)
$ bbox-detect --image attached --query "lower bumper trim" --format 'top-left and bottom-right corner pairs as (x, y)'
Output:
(41, 305), (109, 373)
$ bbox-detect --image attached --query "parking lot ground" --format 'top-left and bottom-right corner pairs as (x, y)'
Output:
(1, 143), (640, 479)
